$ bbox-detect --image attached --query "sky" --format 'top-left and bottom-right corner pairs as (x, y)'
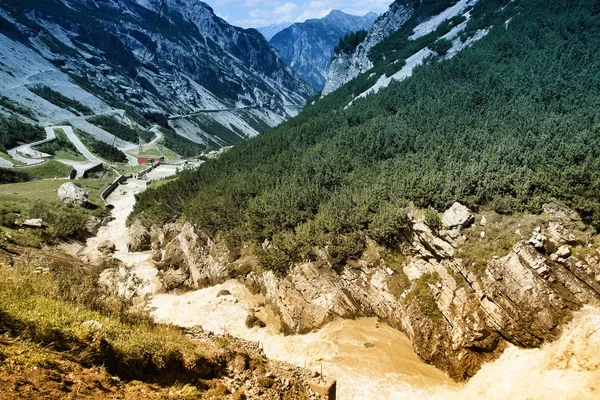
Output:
(203, 0), (392, 28)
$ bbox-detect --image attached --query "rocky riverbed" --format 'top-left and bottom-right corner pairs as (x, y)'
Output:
(73, 167), (600, 399)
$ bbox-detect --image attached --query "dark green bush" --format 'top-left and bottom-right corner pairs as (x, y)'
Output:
(424, 208), (442, 231)
(29, 202), (88, 239)
(368, 203), (411, 246)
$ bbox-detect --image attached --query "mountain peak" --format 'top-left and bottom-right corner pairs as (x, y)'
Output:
(269, 10), (378, 90)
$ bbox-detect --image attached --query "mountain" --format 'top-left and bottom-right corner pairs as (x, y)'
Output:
(257, 22), (292, 41)
(132, 0), (600, 381)
(323, 0), (483, 99)
(0, 0), (315, 148)
(269, 10), (378, 90)
(322, 1), (414, 95)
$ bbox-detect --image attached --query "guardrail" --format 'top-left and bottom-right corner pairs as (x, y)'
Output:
(100, 174), (131, 205)
(136, 160), (162, 179)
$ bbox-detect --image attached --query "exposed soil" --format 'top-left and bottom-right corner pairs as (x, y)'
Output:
(0, 338), (192, 400)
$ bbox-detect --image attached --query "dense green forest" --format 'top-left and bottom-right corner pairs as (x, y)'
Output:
(0, 116), (43, 152)
(133, 0), (600, 273)
(28, 85), (92, 115)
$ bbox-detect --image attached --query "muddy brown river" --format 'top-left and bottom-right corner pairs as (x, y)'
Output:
(83, 167), (600, 400)
(149, 281), (600, 400)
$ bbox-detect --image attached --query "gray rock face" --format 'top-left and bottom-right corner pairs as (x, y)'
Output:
(0, 0), (315, 145)
(58, 183), (88, 206)
(149, 203), (600, 380)
(156, 222), (231, 289)
(441, 202), (475, 229)
(322, 2), (414, 95)
(269, 10), (378, 90)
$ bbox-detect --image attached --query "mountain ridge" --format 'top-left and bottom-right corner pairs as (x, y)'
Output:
(0, 0), (315, 148)
(269, 10), (378, 90)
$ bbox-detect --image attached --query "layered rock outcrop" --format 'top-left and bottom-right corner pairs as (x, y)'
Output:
(151, 202), (600, 380)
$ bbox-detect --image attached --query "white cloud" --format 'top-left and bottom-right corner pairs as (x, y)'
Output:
(274, 2), (299, 15)
(295, 7), (331, 22)
(207, 0), (391, 28)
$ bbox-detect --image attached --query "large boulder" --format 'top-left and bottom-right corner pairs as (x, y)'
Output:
(97, 240), (116, 253)
(441, 202), (474, 229)
(128, 220), (151, 252)
(58, 182), (88, 206)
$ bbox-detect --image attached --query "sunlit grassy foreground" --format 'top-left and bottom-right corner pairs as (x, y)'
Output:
(0, 253), (219, 384)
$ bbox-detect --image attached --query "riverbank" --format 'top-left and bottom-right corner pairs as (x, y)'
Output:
(80, 167), (600, 400)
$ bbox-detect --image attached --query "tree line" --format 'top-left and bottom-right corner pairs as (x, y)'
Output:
(133, 0), (600, 274)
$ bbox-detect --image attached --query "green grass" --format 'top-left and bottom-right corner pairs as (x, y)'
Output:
(18, 160), (73, 180)
(149, 177), (177, 189)
(74, 128), (127, 163)
(160, 146), (180, 161)
(0, 151), (24, 166)
(0, 178), (110, 246)
(113, 163), (148, 175)
(33, 128), (85, 162)
(0, 259), (216, 384)
(54, 149), (85, 162)
(0, 178), (113, 208)
(455, 211), (548, 277)
(129, 146), (161, 157)
(128, 144), (180, 161)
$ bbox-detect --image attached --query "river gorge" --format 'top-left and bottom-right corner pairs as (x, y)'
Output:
(80, 167), (600, 400)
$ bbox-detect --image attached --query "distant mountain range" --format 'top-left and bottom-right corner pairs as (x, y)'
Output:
(0, 0), (315, 148)
(268, 10), (378, 90)
(258, 22), (292, 41)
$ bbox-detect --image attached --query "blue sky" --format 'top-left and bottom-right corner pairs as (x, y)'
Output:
(203, 0), (392, 28)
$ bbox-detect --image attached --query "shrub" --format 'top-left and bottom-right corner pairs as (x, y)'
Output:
(424, 208), (442, 231)
(327, 232), (366, 272)
(0, 168), (31, 184)
(368, 203), (410, 246)
(430, 38), (452, 56)
(29, 202), (89, 239)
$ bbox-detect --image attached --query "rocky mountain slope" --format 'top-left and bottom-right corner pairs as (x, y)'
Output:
(322, 1), (415, 95)
(0, 0), (315, 147)
(258, 22), (292, 41)
(269, 10), (378, 90)
(322, 0), (480, 96)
